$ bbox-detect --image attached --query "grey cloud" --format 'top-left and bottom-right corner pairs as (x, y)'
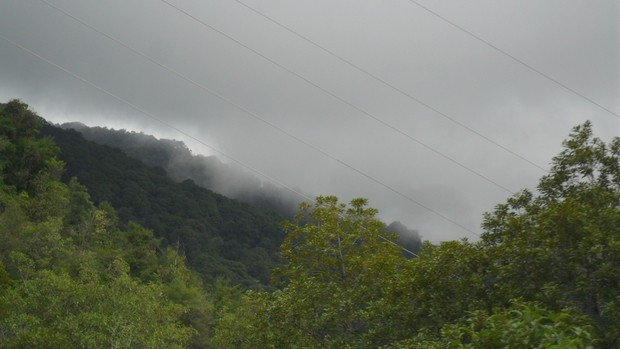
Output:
(0, 0), (617, 241)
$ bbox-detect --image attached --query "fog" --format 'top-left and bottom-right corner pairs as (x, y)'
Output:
(1, 0), (618, 241)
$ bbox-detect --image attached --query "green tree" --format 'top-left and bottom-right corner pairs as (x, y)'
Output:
(481, 121), (620, 347)
(447, 301), (596, 349)
(0, 100), (59, 193)
(158, 248), (216, 349)
(216, 196), (405, 348)
(382, 301), (596, 349)
(369, 240), (489, 343)
(214, 122), (619, 348)
(0, 100), (214, 348)
(0, 262), (194, 348)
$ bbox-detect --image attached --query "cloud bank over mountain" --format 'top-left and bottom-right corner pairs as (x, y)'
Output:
(1, 0), (617, 241)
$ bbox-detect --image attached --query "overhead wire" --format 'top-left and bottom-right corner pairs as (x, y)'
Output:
(0, 31), (428, 256)
(154, 0), (516, 194)
(0, 33), (308, 204)
(0, 30), (422, 255)
(31, 0), (481, 238)
(403, 0), (620, 120)
(34, 0), (513, 205)
(21, 1), (448, 254)
(232, 0), (548, 172)
(9, 1), (615, 254)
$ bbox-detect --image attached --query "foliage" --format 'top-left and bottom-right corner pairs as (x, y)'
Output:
(0, 99), (59, 193)
(215, 196), (405, 348)
(0, 100), (212, 348)
(446, 301), (596, 348)
(368, 240), (490, 343)
(481, 121), (620, 346)
(211, 280), (265, 348)
(0, 267), (193, 348)
(5, 100), (617, 348)
(214, 122), (619, 348)
(381, 301), (595, 349)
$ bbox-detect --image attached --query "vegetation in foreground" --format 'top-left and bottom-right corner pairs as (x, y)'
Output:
(209, 120), (620, 348)
(1, 99), (619, 348)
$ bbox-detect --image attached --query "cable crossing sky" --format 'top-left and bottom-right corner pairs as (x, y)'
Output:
(0, 31), (451, 252)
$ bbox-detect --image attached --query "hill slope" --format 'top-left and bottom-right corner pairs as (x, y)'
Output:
(41, 123), (284, 287)
(60, 122), (422, 252)
(61, 122), (303, 217)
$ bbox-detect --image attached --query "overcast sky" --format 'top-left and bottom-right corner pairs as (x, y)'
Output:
(0, 0), (618, 241)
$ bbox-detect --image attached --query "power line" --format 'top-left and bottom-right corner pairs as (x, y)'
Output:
(379, 234), (418, 257)
(0, 31), (421, 256)
(232, 0), (548, 172)
(26, 0), (493, 235)
(0, 33), (306, 203)
(404, 0), (620, 120)
(155, 0), (517, 194)
(36, 0), (513, 199)
(0, 31), (458, 253)
(32, 0), (480, 238)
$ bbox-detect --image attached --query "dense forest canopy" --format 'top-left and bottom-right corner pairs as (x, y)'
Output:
(2, 99), (619, 348)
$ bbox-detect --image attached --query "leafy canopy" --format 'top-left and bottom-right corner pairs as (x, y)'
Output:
(215, 122), (619, 348)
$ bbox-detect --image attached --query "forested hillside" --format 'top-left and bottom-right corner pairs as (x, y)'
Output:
(3, 99), (619, 348)
(40, 121), (285, 287)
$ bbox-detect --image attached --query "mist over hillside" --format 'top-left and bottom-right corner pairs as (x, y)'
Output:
(62, 122), (304, 217)
(62, 122), (422, 252)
